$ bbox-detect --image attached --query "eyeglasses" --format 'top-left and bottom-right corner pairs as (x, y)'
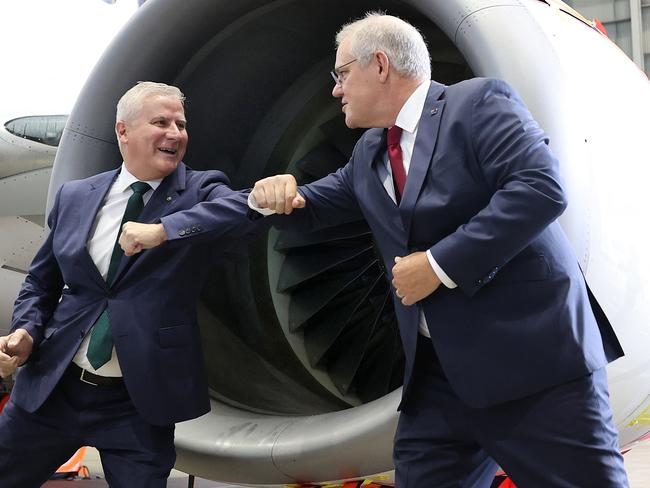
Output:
(330, 59), (357, 86)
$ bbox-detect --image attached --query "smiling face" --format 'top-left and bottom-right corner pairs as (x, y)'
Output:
(116, 95), (187, 180)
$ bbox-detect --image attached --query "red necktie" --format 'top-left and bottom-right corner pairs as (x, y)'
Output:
(387, 126), (406, 202)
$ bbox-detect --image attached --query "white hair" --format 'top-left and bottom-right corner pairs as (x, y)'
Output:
(336, 12), (431, 81)
(116, 81), (185, 123)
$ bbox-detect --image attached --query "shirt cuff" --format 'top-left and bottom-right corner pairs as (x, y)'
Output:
(247, 192), (276, 216)
(426, 250), (457, 289)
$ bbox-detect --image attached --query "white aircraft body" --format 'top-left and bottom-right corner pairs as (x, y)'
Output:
(0, 115), (65, 219)
(0, 116), (61, 335)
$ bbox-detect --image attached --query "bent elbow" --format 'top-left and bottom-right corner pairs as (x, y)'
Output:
(552, 189), (569, 220)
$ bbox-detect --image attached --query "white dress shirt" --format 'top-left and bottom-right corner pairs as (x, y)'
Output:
(72, 163), (161, 377)
(248, 81), (457, 337)
(385, 81), (456, 337)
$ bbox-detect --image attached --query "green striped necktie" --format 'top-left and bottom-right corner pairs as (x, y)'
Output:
(86, 181), (151, 370)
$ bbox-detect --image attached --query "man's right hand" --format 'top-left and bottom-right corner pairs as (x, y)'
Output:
(251, 175), (306, 215)
(0, 348), (19, 378)
(0, 329), (34, 377)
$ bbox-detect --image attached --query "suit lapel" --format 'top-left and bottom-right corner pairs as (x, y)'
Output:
(111, 163), (187, 285)
(400, 83), (446, 237)
(140, 162), (186, 224)
(365, 129), (401, 207)
(79, 169), (120, 288)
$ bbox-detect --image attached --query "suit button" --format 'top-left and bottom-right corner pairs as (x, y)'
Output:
(476, 279), (483, 285)
(185, 228), (191, 233)
(179, 230), (186, 236)
(197, 225), (202, 231)
(80, 330), (85, 337)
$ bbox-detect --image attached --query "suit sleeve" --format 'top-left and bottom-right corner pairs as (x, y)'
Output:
(10, 186), (65, 346)
(267, 152), (364, 232)
(429, 79), (567, 297)
(161, 170), (263, 245)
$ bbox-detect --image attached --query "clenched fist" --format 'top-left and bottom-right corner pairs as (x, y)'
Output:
(119, 222), (168, 256)
(391, 252), (441, 306)
(251, 174), (306, 215)
(0, 329), (34, 377)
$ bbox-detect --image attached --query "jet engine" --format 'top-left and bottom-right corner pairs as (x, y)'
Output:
(49, 0), (650, 483)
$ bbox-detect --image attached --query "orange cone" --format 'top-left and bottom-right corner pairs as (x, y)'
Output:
(55, 446), (87, 475)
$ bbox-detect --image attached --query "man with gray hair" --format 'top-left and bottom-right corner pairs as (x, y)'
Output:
(250, 13), (629, 487)
(0, 81), (257, 486)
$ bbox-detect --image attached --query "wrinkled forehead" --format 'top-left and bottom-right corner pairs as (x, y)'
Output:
(130, 95), (186, 124)
(142, 95), (184, 113)
(335, 36), (355, 64)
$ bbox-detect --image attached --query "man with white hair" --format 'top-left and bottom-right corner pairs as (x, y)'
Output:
(250, 13), (629, 487)
(0, 81), (256, 486)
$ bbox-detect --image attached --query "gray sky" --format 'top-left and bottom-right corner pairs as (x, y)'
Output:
(1, 0), (138, 120)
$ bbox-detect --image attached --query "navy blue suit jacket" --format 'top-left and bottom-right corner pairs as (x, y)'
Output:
(10, 163), (255, 425)
(271, 78), (623, 408)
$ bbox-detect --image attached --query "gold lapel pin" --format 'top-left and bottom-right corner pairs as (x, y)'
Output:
(430, 107), (438, 115)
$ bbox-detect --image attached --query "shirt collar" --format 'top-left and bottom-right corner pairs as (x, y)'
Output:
(115, 162), (163, 193)
(394, 81), (430, 134)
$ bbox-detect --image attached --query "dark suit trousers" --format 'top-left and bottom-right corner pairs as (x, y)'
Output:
(0, 365), (175, 488)
(393, 335), (629, 488)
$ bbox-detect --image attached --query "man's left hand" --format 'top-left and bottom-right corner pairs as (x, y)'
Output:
(391, 252), (441, 306)
(119, 222), (168, 256)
